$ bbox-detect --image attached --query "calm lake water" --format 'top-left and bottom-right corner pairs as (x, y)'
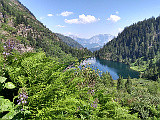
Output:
(81, 58), (140, 80)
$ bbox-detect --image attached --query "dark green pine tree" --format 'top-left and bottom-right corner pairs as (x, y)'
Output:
(157, 75), (160, 83)
(100, 72), (114, 87)
(117, 75), (124, 90)
(125, 76), (132, 94)
(101, 72), (110, 87)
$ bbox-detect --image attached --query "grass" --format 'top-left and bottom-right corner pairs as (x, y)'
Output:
(130, 65), (147, 72)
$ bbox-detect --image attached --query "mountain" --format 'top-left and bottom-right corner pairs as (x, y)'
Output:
(69, 34), (114, 51)
(95, 16), (160, 80)
(0, 0), (92, 62)
(55, 33), (83, 49)
(95, 16), (160, 63)
(69, 35), (88, 47)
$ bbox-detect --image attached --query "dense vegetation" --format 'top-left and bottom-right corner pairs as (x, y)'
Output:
(1, 43), (160, 119)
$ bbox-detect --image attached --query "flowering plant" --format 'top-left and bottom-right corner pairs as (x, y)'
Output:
(3, 39), (15, 68)
(17, 87), (28, 111)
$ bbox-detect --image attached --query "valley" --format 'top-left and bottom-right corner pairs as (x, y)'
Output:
(1, 0), (160, 119)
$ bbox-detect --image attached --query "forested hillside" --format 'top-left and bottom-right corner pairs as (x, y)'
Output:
(95, 16), (160, 63)
(95, 16), (160, 80)
(56, 33), (84, 49)
(0, 0), (92, 62)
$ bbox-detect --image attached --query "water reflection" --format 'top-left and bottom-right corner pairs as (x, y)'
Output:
(82, 58), (139, 80)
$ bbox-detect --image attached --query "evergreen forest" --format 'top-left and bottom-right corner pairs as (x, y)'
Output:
(95, 16), (160, 81)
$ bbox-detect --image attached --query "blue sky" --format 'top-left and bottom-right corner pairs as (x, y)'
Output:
(19, 0), (160, 38)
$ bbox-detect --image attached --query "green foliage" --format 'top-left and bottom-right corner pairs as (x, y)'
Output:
(100, 72), (114, 87)
(130, 53), (160, 80)
(95, 16), (160, 64)
(0, 51), (141, 119)
(4, 82), (15, 89)
(1, 49), (160, 119)
(95, 15), (160, 81)
(0, 76), (15, 91)
(117, 76), (124, 90)
(1, 23), (16, 34)
(125, 76), (132, 94)
(0, 76), (7, 84)
(0, 76), (16, 119)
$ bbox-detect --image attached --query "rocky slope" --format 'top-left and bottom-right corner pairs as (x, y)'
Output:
(0, 0), (92, 62)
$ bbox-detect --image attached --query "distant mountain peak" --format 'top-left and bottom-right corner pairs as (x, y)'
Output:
(69, 35), (79, 40)
(69, 34), (114, 51)
(56, 33), (83, 49)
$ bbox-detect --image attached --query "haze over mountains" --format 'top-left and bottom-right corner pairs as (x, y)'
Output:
(69, 34), (114, 51)
(55, 33), (83, 49)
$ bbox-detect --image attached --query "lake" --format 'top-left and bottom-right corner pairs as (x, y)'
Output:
(81, 58), (140, 80)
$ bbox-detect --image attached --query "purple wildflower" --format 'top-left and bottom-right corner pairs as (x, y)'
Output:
(91, 98), (99, 108)
(6, 53), (10, 55)
(91, 103), (93, 107)
(23, 94), (27, 98)
(3, 40), (16, 68)
(17, 88), (28, 106)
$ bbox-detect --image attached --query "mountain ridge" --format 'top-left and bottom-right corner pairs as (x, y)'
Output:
(0, 0), (92, 62)
(69, 34), (114, 51)
(95, 16), (160, 62)
(55, 33), (83, 49)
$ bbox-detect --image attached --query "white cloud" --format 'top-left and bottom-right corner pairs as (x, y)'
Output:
(65, 14), (100, 24)
(56, 25), (66, 28)
(59, 11), (74, 16)
(118, 28), (123, 32)
(116, 11), (119, 14)
(107, 14), (121, 22)
(47, 14), (53, 17)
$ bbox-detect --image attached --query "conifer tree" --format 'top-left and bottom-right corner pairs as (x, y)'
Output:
(101, 72), (112, 87)
(125, 76), (132, 94)
(117, 75), (124, 90)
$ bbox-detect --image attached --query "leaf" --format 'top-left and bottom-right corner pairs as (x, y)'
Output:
(2, 110), (17, 119)
(0, 76), (7, 83)
(4, 82), (16, 89)
(0, 96), (14, 112)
